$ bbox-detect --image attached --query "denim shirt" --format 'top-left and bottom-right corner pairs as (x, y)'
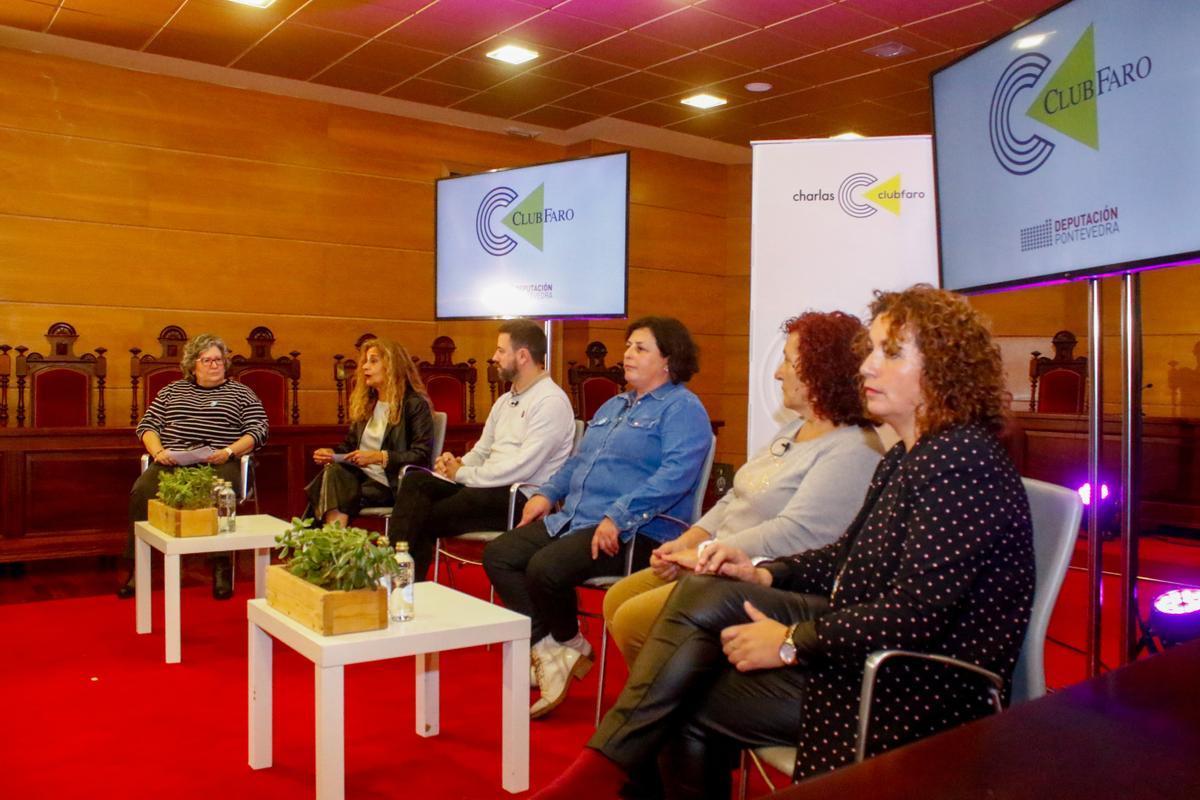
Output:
(538, 381), (712, 543)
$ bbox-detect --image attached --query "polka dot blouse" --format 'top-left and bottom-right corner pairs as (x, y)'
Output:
(763, 423), (1035, 779)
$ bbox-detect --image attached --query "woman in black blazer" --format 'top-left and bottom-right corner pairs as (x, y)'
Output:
(305, 338), (434, 526)
(533, 285), (1036, 800)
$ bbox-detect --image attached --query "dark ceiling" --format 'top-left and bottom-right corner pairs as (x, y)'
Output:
(0, 0), (1061, 147)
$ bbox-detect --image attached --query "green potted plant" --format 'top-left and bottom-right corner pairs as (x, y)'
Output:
(265, 519), (397, 635)
(147, 465), (218, 537)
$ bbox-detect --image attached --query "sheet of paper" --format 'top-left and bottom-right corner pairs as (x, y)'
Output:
(166, 446), (216, 466)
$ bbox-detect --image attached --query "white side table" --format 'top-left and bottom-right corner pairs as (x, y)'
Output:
(247, 583), (530, 798)
(134, 514), (287, 663)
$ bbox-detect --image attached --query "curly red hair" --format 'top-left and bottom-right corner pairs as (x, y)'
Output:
(783, 311), (869, 426)
(868, 285), (1009, 435)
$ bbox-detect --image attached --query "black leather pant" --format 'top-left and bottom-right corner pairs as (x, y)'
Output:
(589, 574), (826, 800)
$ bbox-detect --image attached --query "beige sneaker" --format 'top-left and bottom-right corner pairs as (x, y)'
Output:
(530, 637), (594, 720)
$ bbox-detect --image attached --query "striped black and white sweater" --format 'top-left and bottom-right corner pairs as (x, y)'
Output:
(135, 379), (269, 450)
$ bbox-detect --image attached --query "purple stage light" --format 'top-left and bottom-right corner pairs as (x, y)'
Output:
(1077, 482), (1110, 506)
(1149, 588), (1200, 646)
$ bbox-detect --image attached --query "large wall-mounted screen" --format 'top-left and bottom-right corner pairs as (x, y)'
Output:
(932, 0), (1200, 292)
(435, 152), (629, 320)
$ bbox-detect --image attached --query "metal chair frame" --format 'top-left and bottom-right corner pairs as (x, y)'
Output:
(738, 476), (1082, 797)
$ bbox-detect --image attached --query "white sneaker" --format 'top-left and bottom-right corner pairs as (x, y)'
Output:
(530, 637), (594, 720)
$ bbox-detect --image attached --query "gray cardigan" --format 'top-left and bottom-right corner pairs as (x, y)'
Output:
(697, 421), (882, 559)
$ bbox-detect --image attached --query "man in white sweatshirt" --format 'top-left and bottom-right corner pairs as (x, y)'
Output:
(390, 318), (576, 579)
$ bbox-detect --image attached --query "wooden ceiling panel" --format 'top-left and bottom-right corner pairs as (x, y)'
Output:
(502, 9), (622, 51)
(647, 52), (750, 86)
(872, 87), (933, 115)
(418, 56), (525, 91)
(839, 0), (978, 26)
(612, 101), (697, 127)
(556, 0), (690, 30)
(826, 70), (923, 103)
(770, 50), (873, 85)
(579, 31), (691, 69)
(144, 26), (254, 66)
(338, 39), (445, 75)
(601, 70), (692, 102)
(771, 4), (895, 50)
(555, 86), (644, 116)
(696, 0), (832, 28)
(528, 54), (631, 85)
(703, 30), (815, 71)
(290, 0), (416, 38)
(988, 0), (1060, 24)
(826, 29), (950, 72)
(905, 4), (1023, 49)
(384, 78), (477, 105)
(634, 6), (756, 51)
(63, 0), (182, 28)
(312, 62), (408, 95)
(381, 0), (544, 53)
(235, 23), (365, 80)
(512, 105), (599, 129)
(47, 9), (157, 50)
(8, 0), (1065, 148)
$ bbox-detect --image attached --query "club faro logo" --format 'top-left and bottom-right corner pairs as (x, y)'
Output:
(989, 24), (1152, 175)
(792, 173), (926, 218)
(475, 184), (575, 256)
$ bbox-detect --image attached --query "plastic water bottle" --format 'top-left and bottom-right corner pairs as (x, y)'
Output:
(217, 480), (237, 533)
(390, 542), (415, 621)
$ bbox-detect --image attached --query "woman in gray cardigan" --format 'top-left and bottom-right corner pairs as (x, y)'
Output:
(603, 311), (882, 664)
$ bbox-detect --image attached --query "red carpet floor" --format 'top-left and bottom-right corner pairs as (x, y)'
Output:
(0, 565), (634, 800)
(1, 533), (1197, 799)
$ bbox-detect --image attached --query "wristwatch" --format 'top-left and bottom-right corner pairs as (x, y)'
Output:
(223, 447), (235, 459)
(778, 623), (801, 666)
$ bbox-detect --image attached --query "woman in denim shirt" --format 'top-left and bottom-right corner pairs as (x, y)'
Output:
(484, 316), (712, 720)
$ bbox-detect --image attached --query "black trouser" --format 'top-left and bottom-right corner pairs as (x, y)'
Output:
(482, 520), (656, 644)
(125, 460), (242, 565)
(589, 574), (826, 800)
(303, 463), (393, 521)
(389, 471), (527, 581)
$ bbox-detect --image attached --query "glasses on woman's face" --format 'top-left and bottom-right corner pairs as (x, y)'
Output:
(198, 356), (224, 367)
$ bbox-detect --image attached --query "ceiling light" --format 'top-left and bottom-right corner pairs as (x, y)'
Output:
(1015, 32), (1049, 50)
(744, 81), (773, 93)
(681, 93), (726, 109)
(831, 132), (864, 140)
(227, 0), (276, 7)
(486, 45), (539, 65)
(863, 41), (915, 59)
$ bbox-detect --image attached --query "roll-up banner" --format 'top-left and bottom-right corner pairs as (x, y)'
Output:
(748, 136), (940, 454)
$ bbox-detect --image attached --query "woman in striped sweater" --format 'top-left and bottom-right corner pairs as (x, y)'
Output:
(118, 333), (269, 599)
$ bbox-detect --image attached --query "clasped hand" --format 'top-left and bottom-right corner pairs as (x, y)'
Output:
(433, 451), (462, 480)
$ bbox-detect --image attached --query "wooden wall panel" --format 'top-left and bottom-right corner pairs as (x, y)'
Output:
(0, 43), (754, 523)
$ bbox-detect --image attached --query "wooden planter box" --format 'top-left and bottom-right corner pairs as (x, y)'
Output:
(265, 564), (387, 636)
(147, 499), (217, 537)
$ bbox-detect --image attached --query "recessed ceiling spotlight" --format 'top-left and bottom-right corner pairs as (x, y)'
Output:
(744, 81), (773, 93)
(227, 0), (275, 7)
(1015, 32), (1049, 50)
(486, 44), (539, 65)
(863, 41), (915, 59)
(681, 93), (726, 109)
(831, 131), (864, 140)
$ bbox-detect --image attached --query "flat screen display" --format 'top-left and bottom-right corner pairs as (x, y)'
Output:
(932, 0), (1200, 292)
(435, 152), (629, 320)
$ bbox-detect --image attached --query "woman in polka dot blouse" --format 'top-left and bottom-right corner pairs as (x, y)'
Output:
(533, 285), (1036, 800)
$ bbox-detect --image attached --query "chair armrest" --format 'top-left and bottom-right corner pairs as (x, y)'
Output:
(238, 453), (253, 503)
(855, 649), (1004, 763)
(507, 481), (542, 530)
(140, 453), (149, 473)
(653, 513), (691, 532)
